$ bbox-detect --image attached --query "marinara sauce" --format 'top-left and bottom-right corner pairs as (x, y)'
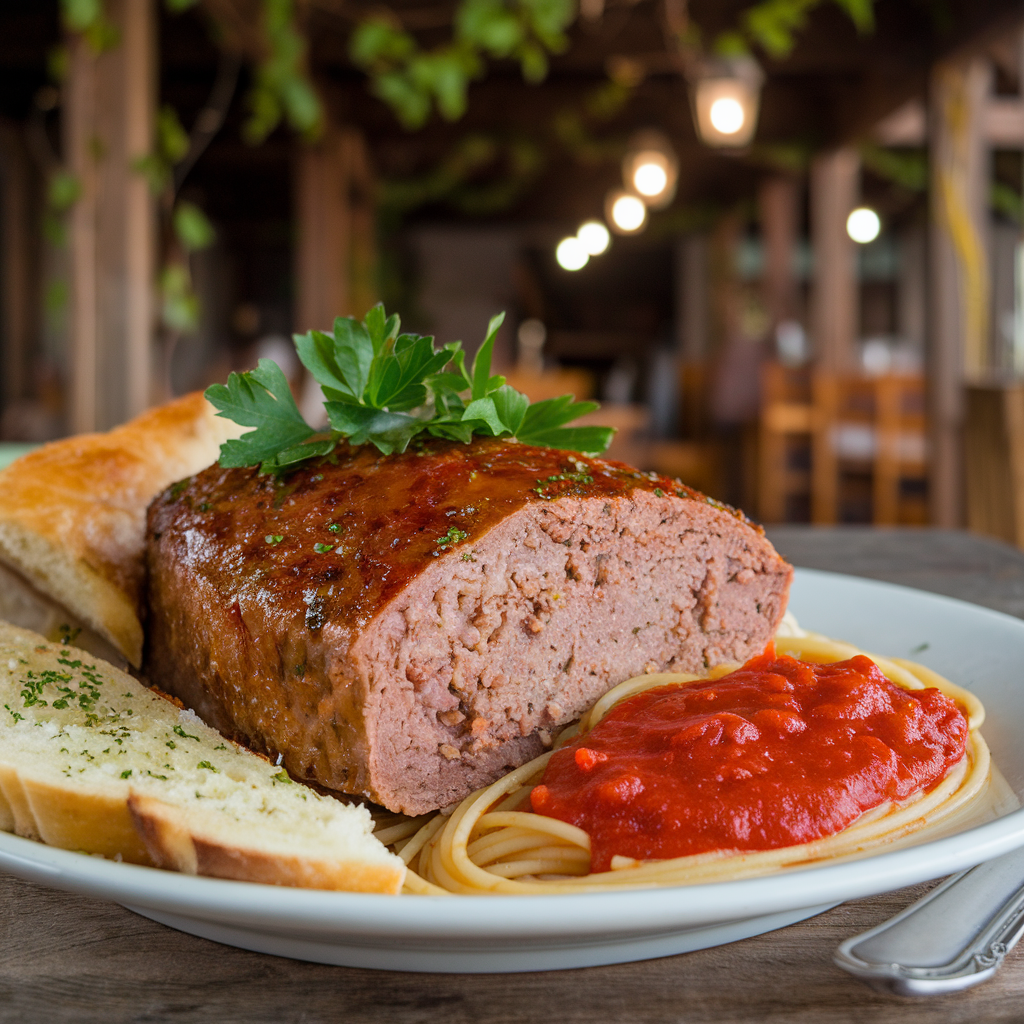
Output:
(530, 647), (969, 872)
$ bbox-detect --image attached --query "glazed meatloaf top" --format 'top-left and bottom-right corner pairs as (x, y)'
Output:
(145, 438), (793, 815)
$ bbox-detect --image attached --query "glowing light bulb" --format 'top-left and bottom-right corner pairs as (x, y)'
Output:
(610, 194), (646, 233)
(709, 97), (745, 135)
(846, 207), (881, 244)
(633, 162), (668, 198)
(577, 220), (610, 256)
(556, 236), (589, 271)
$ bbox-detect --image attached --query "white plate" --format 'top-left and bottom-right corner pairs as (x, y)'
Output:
(3, 568), (1024, 973)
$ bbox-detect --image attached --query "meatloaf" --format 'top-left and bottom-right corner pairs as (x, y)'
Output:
(144, 438), (792, 815)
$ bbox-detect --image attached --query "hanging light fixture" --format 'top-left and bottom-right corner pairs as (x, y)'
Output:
(605, 190), (647, 234)
(846, 207), (881, 244)
(577, 220), (611, 255)
(555, 236), (590, 271)
(690, 56), (764, 149)
(621, 129), (678, 210)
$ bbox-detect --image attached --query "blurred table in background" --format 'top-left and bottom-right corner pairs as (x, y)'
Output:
(3, 526), (1024, 1024)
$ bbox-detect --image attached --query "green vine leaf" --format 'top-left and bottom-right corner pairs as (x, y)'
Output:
(832, 0), (874, 33)
(717, 0), (876, 58)
(160, 264), (201, 333)
(350, 0), (573, 128)
(173, 202), (216, 251)
(243, 0), (322, 143)
(60, 0), (120, 52)
(132, 105), (190, 194)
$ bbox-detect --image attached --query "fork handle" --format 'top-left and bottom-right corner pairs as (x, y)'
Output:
(835, 845), (1024, 996)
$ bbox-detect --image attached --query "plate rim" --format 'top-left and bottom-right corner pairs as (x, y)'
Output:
(3, 565), (1024, 944)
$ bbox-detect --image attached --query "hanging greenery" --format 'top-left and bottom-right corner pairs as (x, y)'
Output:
(240, 0), (322, 143)
(712, 0), (874, 59)
(349, 0), (575, 129)
(350, 0), (877, 130)
(58, 0), (120, 52)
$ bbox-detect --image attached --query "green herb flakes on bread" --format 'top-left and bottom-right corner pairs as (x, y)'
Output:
(0, 621), (405, 893)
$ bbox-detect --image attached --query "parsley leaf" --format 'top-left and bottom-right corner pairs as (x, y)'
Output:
(204, 303), (614, 468)
(206, 359), (316, 469)
(517, 395), (613, 453)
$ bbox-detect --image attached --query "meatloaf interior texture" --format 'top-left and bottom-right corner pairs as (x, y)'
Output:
(145, 439), (793, 815)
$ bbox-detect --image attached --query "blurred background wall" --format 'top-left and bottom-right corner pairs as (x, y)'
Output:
(1, 0), (1023, 540)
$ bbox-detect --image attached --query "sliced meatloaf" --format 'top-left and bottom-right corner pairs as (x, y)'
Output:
(144, 438), (792, 815)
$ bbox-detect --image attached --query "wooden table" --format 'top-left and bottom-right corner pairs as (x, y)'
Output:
(3, 526), (1024, 1023)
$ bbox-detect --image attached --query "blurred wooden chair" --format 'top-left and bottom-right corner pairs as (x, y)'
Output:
(647, 439), (724, 500)
(502, 367), (595, 404)
(758, 362), (814, 523)
(873, 374), (928, 524)
(811, 371), (927, 526)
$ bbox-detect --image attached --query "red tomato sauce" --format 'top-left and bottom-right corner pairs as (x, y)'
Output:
(530, 648), (969, 872)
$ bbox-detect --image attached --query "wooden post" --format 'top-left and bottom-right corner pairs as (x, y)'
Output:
(674, 234), (708, 364)
(674, 234), (710, 439)
(294, 126), (377, 334)
(0, 120), (36, 415)
(928, 57), (990, 527)
(756, 178), (801, 523)
(64, 0), (156, 433)
(759, 175), (799, 331)
(810, 148), (859, 371)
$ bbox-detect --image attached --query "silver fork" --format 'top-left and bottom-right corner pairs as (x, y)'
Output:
(835, 846), (1024, 996)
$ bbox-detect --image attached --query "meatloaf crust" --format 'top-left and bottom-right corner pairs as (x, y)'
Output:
(145, 438), (792, 815)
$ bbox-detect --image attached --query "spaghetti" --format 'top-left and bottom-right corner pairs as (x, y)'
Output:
(376, 627), (996, 896)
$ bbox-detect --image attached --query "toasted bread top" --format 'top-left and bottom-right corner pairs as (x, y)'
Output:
(0, 393), (241, 666)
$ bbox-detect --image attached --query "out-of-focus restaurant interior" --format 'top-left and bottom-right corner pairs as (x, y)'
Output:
(1, 0), (1023, 538)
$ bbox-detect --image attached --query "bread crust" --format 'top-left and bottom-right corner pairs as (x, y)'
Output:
(128, 794), (405, 892)
(0, 394), (241, 666)
(0, 764), (153, 864)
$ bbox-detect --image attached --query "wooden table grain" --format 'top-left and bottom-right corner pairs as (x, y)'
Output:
(3, 526), (1024, 1024)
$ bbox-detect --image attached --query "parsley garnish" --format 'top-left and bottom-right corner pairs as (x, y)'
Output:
(313, 542), (334, 554)
(197, 761), (220, 773)
(205, 304), (614, 471)
(266, 534), (284, 545)
(435, 527), (468, 549)
(532, 465), (596, 499)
